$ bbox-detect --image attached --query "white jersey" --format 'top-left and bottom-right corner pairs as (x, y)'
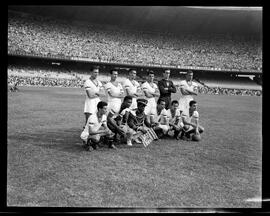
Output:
(166, 109), (181, 125)
(182, 110), (199, 125)
(84, 78), (103, 114)
(104, 81), (124, 113)
(179, 80), (198, 113)
(153, 108), (167, 125)
(80, 112), (107, 142)
(109, 107), (130, 119)
(123, 79), (141, 109)
(141, 81), (158, 115)
(87, 113), (107, 132)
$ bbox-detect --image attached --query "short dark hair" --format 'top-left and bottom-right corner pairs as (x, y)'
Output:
(148, 70), (154, 76)
(129, 68), (136, 73)
(171, 100), (179, 106)
(123, 95), (133, 102)
(189, 100), (197, 107)
(97, 101), (108, 110)
(110, 69), (118, 74)
(157, 98), (166, 105)
(187, 70), (193, 74)
(91, 66), (99, 71)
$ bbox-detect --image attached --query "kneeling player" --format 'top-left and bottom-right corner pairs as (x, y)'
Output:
(107, 95), (134, 145)
(181, 100), (204, 141)
(80, 101), (116, 151)
(149, 99), (170, 138)
(127, 98), (159, 146)
(166, 100), (183, 140)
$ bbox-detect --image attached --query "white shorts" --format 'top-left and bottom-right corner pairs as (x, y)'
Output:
(80, 130), (90, 142)
(80, 128), (114, 142)
(178, 97), (193, 114)
(157, 124), (170, 134)
(84, 98), (101, 114)
(107, 98), (122, 114)
(144, 98), (157, 116)
(130, 98), (137, 110)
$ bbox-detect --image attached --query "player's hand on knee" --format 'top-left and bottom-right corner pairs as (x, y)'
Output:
(174, 125), (180, 131)
(118, 128), (125, 136)
(183, 125), (189, 131)
(139, 127), (147, 134)
(104, 128), (112, 135)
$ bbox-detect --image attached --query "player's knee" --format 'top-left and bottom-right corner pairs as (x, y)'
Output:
(91, 137), (100, 143)
(183, 125), (189, 131)
(199, 126), (204, 133)
(107, 132), (115, 139)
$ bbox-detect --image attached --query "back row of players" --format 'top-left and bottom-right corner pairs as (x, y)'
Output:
(81, 66), (204, 150)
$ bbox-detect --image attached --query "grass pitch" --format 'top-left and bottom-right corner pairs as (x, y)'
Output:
(7, 86), (262, 208)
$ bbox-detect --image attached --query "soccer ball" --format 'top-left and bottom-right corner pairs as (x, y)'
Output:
(192, 134), (201, 142)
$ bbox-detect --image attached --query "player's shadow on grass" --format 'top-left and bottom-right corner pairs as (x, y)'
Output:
(9, 128), (89, 154)
(10, 129), (147, 154)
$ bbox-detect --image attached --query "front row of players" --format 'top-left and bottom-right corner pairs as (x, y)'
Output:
(80, 97), (204, 151)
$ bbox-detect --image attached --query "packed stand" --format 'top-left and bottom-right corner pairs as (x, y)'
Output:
(197, 86), (262, 96)
(8, 11), (262, 72)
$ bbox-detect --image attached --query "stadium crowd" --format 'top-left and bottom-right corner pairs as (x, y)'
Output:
(197, 86), (261, 96)
(8, 11), (262, 72)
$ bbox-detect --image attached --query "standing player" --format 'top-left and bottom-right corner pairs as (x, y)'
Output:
(178, 70), (198, 114)
(123, 69), (143, 110)
(181, 100), (204, 141)
(166, 100), (183, 140)
(158, 69), (177, 110)
(83, 66), (104, 126)
(141, 71), (160, 123)
(80, 101), (116, 151)
(104, 69), (125, 114)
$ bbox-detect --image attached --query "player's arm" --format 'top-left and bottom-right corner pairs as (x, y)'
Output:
(107, 91), (122, 99)
(170, 115), (180, 128)
(120, 109), (130, 124)
(85, 88), (99, 99)
(151, 84), (160, 97)
(161, 110), (169, 125)
(88, 123), (105, 135)
(127, 113), (138, 131)
(107, 111), (125, 135)
(97, 84), (106, 97)
(142, 86), (154, 98)
(187, 89), (198, 95)
(180, 85), (197, 95)
(125, 87), (137, 97)
(124, 80), (136, 97)
(152, 88), (160, 97)
(127, 113), (146, 132)
(168, 81), (177, 93)
(143, 90), (154, 98)
(158, 80), (169, 94)
(182, 116), (197, 128)
(136, 85), (144, 97)
(144, 115), (152, 128)
(106, 86), (124, 99)
(193, 116), (199, 134)
(101, 119), (113, 135)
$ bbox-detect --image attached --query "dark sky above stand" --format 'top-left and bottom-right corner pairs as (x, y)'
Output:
(8, 6), (262, 37)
